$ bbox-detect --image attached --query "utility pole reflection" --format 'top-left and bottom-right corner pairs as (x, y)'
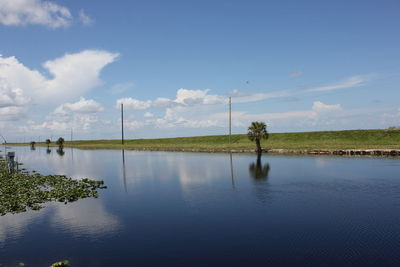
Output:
(230, 153), (235, 189)
(122, 149), (127, 193)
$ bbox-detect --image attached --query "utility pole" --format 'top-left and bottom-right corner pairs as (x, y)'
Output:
(229, 97), (232, 145)
(121, 103), (124, 145)
(70, 128), (73, 142)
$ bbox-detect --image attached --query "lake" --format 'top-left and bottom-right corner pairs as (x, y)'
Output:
(1, 146), (400, 266)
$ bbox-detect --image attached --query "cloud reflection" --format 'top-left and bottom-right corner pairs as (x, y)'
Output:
(0, 211), (39, 243)
(50, 199), (120, 237)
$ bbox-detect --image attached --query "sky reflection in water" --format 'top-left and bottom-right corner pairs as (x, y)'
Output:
(1, 147), (400, 266)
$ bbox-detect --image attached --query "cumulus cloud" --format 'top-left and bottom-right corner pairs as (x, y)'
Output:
(0, 0), (72, 28)
(27, 98), (108, 134)
(115, 89), (222, 111)
(152, 97), (176, 108)
(232, 91), (288, 103)
(312, 101), (342, 112)
(116, 88), (287, 111)
(0, 106), (25, 121)
(113, 87), (294, 131)
(30, 110), (110, 133)
(54, 97), (104, 115)
(0, 50), (119, 105)
(209, 101), (343, 129)
(0, 80), (30, 107)
(125, 120), (145, 130)
(116, 98), (151, 110)
(228, 89), (250, 97)
(307, 76), (365, 92)
(175, 88), (225, 105)
(144, 112), (154, 118)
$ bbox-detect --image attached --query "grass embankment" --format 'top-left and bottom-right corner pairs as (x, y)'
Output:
(12, 129), (400, 151)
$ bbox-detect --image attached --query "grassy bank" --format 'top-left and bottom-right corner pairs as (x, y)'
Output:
(10, 129), (400, 151)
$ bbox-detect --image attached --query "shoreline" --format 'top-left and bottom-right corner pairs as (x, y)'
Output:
(7, 144), (400, 156)
(114, 147), (400, 156)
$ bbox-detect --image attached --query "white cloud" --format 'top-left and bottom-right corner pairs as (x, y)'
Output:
(0, 79), (30, 107)
(144, 112), (154, 118)
(175, 88), (225, 105)
(116, 88), (287, 111)
(0, 50), (119, 105)
(209, 101), (343, 129)
(116, 98), (151, 110)
(30, 111), (110, 133)
(114, 88), (293, 130)
(28, 98), (109, 134)
(152, 97), (176, 108)
(312, 101), (342, 112)
(228, 89), (250, 97)
(42, 50), (119, 101)
(125, 120), (145, 130)
(0, 0), (72, 28)
(32, 120), (70, 132)
(307, 76), (365, 92)
(79, 9), (93, 26)
(0, 106), (25, 121)
(151, 117), (218, 129)
(210, 110), (316, 123)
(54, 97), (104, 115)
(232, 91), (288, 103)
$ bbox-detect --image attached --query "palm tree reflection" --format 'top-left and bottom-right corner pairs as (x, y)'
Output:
(46, 148), (51, 154)
(249, 154), (270, 181)
(56, 148), (65, 156)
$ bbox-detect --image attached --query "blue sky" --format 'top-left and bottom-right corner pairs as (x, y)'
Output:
(0, 0), (399, 141)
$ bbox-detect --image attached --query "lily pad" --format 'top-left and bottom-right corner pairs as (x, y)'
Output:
(0, 160), (107, 216)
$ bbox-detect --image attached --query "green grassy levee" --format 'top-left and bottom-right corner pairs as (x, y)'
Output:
(11, 129), (400, 151)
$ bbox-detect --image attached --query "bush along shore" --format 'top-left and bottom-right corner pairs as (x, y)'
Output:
(0, 158), (107, 216)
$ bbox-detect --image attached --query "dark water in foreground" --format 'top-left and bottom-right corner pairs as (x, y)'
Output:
(1, 146), (400, 266)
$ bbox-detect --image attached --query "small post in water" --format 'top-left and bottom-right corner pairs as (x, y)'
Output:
(6, 152), (15, 173)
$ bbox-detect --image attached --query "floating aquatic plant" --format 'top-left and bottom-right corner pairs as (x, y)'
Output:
(50, 260), (69, 267)
(0, 160), (107, 216)
(0, 260), (69, 267)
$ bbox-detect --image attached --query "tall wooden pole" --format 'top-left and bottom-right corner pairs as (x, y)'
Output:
(121, 103), (124, 145)
(229, 97), (232, 145)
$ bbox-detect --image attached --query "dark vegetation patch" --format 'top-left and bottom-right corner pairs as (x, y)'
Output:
(0, 160), (106, 216)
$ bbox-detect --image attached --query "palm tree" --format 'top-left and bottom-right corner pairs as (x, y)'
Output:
(46, 139), (51, 149)
(56, 137), (65, 150)
(247, 121), (268, 154)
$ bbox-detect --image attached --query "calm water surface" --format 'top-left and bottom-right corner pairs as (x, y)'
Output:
(1, 146), (400, 266)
